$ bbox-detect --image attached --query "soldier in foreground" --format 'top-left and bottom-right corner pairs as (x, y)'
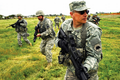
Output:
(35, 10), (55, 70)
(54, 15), (61, 29)
(55, 1), (102, 80)
(61, 15), (66, 22)
(10, 14), (32, 47)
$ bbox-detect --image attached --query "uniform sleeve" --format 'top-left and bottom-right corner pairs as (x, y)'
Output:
(20, 19), (27, 27)
(54, 18), (56, 22)
(83, 26), (102, 71)
(59, 18), (61, 22)
(40, 19), (52, 37)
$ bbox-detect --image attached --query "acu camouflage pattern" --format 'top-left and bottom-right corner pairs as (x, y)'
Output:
(38, 18), (55, 39)
(40, 38), (54, 63)
(17, 14), (23, 17)
(15, 19), (28, 32)
(36, 10), (45, 16)
(89, 15), (100, 25)
(15, 19), (30, 46)
(55, 19), (102, 80)
(38, 18), (55, 63)
(54, 17), (61, 28)
(17, 32), (30, 46)
(61, 16), (66, 22)
(69, 1), (89, 11)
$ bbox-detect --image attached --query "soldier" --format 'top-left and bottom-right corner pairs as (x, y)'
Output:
(61, 15), (66, 22)
(35, 10), (55, 70)
(12, 14), (32, 47)
(89, 14), (101, 25)
(55, 1), (102, 80)
(54, 15), (61, 29)
(87, 14), (91, 21)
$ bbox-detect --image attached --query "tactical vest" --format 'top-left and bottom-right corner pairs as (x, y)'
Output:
(69, 22), (103, 60)
(15, 19), (27, 32)
(38, 18), (55, 39)
(55, 17), (60, 22)
(68, 22), (88, 60)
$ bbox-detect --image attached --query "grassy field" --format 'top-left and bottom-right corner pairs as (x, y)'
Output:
(0, 15), (120, 80)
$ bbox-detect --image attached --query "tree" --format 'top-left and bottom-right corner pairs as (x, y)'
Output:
(0, 15), (3, 19)
(60, 13), (62, 16)
(9, 14), (16, 18)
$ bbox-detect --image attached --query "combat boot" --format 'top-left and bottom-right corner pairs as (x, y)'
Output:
(20, 45), (22, 47)
(29, 43), (32, 46)
(45, 62), (52, 70)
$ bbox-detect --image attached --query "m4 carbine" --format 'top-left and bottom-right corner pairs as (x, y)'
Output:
(58, 28), (90, 80)
(33, 25), (40, 42)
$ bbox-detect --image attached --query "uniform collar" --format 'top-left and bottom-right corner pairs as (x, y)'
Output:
(66, 19), (73, 32)
(66, 20), (89, 32)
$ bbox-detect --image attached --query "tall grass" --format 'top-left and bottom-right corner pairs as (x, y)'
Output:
(0, 15), (120, 80)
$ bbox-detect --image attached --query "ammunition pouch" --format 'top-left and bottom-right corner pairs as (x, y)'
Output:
(15, 26), (27, 32)
(19, 27), (27, 32)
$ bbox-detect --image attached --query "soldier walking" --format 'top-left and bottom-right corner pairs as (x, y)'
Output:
(55, 1), (102, 80)
(35, 10), (55, 70)
(12, 14), (32, 47)
(61, 15), (66, 22)
(54, 15), (61, 29)
(89, 14), (101, 25)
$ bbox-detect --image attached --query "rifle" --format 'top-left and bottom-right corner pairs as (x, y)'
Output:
(33, 25), (40, 42)
(58, 28), (90, 80)
(6, 23), (16, 28)
(94, 17), (101, 25)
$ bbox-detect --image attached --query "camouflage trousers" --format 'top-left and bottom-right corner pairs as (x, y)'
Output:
(40, 38), (54, 63)
(17, 32), (30, 46)
(55, 23), (59, 29)
(64, 69), (98, 80)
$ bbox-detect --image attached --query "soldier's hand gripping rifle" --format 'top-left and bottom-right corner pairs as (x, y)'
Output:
(94, 17), (101, 25)
(58, 28), (90, 80)
(33, 25), (40, 42)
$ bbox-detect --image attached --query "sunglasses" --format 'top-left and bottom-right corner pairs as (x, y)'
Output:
(76, 10), (89, 15)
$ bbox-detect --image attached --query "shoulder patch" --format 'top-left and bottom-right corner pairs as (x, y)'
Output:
(94, 44), (101, 52)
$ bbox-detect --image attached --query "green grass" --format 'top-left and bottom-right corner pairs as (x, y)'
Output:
(0, 15), (120, 80)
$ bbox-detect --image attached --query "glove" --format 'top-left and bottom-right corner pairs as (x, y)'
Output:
(58, 40), (69, 53)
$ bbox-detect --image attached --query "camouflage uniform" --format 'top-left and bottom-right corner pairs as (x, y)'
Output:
(55, 1), (102, 80)
(89, 14), (100, 25)
(87, 14), (91, 21)
(54, 16), (61, 29)
(14, 18), (30, 46)
(38, 18), (55, 63)
(61, 16), (66, 22)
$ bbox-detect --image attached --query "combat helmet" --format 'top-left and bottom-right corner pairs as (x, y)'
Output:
(17, 14), (23, 17)
(93, 14), (97, 16)
(36, 10), (45, 17)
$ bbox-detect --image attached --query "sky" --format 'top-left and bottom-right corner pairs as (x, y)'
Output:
(0, 0), (120, 16)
